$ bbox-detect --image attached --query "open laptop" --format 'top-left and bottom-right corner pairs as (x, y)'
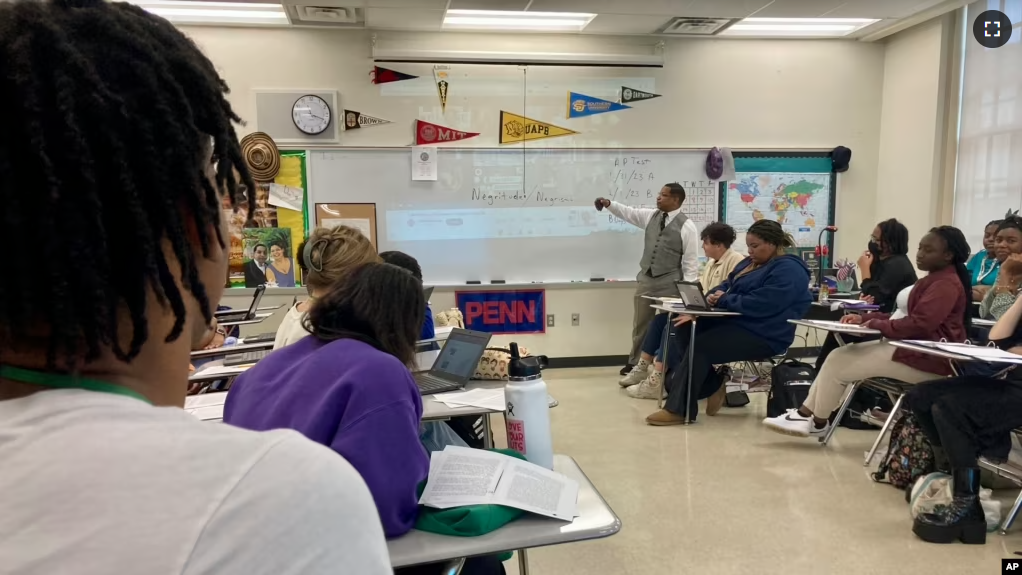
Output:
(215, 285), (266, 323)
(674, 281), (725, 312)
(414, 328), (491, 396)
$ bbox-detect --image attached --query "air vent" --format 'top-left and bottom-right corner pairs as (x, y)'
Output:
(286, 5), (364, 27)
(657, 17), (736, 35)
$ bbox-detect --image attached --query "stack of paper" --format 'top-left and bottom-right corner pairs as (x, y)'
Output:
(183, 393), (228, 420)
(433, 388), (506, 411)
(418, 446), (579, 521)
(904, 341), (1022, 364)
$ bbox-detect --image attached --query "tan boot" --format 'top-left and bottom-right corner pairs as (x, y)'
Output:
(706, 385), (727, 416)
(645, 409), (685, 426)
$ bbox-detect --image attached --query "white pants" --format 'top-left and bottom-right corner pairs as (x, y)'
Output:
(803, 340), (942, 416)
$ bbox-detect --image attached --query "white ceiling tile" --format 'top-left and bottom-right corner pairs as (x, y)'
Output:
(365, 7), (445, 29)
(824, 0), (947, 19)
(751, 0), (847, 18)
(527, 0), (691, 16)
(680, 0), (774, 18)
(583, 14), (674, 34)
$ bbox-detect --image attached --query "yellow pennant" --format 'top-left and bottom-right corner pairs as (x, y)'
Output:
(499, 111), (578, 144)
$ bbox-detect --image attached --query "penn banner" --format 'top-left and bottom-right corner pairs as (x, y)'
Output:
(498, 111), (578, 144)
(620, 86), (661, 103)
(343, 109), (391, 130)
(415, 120), (479, 145)
(567, 92), (630, 119)
(370, 66), (417, 84)
(456, 290), (546, 334)
(434, 65), (450, 113)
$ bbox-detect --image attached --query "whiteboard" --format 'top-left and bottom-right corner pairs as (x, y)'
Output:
(309, 148), (718, 283)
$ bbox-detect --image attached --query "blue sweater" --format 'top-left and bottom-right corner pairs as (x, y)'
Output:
(709, 254), (812, 354)
(421, 305), (435, 340)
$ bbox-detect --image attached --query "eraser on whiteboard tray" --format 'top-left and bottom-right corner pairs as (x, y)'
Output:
(490, 280), (506, 284)
(589, 277), (605, 282)
(466, 280), (482, 285)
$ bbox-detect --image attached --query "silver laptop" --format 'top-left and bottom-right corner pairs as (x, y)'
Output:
(414, 328), (491, 395)
(675, 281), (724, 312)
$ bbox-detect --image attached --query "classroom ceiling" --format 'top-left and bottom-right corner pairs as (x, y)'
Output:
(319, 0), (958, 36)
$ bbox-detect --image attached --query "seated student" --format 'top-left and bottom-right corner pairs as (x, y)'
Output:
(905, 294), (1022, 545)
(0, 1), (391, 571)
(979, 217), (1022, 320)
(815, 218), (917, 369)
(225, 263), (429, 537)
(966, 219), (1003, 302)
(763, 226), (971, 438)
(620, 222), (743, 396)
(274, 225), (378, 349)
(644, 220), (813, 425)
(380, 250), (435, 340)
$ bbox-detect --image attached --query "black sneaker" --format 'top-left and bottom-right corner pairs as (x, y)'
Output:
(619, 363), (634, 376)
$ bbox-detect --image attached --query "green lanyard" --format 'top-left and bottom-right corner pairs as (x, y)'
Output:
(0, 365), (151, 405)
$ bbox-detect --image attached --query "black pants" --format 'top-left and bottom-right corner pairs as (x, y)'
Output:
(397, 555), (505, 575)
(814, 332), (881, 371)
(664, 320), (775, 421)
(906, 377), (1022, 467)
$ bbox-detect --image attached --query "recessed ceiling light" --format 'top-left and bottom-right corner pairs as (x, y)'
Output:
(720, 17), (879, 37)
(123, 0), (289, 26)
(443, 9), (596, 32)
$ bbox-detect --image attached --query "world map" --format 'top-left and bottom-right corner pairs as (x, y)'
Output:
(726, 172), (832, 247)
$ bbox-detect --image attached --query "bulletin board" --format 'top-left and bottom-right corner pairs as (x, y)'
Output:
(314, 203), (379, 250)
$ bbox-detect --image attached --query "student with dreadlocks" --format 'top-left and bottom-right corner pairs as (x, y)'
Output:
(764, 226), (971, 439)
(813, 218), (917, 369)
(0, 1), (391, 572)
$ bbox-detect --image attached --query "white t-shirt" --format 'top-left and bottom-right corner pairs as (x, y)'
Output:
(890, 285), (914, 320)
(273, 303), (311, 349)
(0, 389), (392, 575)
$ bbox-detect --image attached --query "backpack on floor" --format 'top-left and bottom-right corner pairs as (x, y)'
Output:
(871, 413), (935, 490)
(766, 359), (816, 418)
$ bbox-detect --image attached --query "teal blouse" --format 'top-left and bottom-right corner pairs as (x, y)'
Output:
(966, 251), (1000, 286)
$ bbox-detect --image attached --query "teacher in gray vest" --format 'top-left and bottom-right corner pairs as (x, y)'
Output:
(595, 183), (700, 375)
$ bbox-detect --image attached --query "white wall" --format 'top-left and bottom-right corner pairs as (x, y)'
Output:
(875, 15), (954, 254)
(188, 26), (893, 357)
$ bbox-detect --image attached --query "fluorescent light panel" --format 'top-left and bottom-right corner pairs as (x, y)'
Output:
(721, 17), (879, 37)
(443, 9), (595, 32)
(123, 0), (289, 26)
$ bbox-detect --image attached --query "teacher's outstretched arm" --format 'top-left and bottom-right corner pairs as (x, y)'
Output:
(595, 197), (656, 230)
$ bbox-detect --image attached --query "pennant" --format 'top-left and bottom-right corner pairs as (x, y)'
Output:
(371, 66), (417, 84)
(498, 111), (578, 144)
(566, 92), (631, 119)
(434, 65), (450, 113)
(415, 120), (479, 145)
(343, 109), (391, 130)
(620, 86), (662, 103)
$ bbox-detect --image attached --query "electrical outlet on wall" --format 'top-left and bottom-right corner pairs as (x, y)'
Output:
(547, 314), (555, 327)
(571, 313), (580, 326)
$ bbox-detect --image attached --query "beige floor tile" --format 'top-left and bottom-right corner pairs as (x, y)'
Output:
(486, 367), (1022, 575)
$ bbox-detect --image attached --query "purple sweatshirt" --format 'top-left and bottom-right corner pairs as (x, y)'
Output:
(223, 337), (429, 538)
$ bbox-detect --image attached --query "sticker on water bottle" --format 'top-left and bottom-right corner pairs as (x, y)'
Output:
(507, 419), (527, 453)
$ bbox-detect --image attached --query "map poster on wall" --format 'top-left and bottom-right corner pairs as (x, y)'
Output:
(726, 172), (832, 248)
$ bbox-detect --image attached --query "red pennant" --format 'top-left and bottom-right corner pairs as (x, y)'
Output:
(415, 120), (479, 145)
(371, 66), (418, 84)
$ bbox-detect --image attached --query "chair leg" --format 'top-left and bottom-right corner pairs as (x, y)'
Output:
(1002, 489), (1022, 535)
(864, 393), (904, 467)
(821, 382), (860, 445)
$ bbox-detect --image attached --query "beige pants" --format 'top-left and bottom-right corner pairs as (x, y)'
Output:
(803, 340), (941, 416)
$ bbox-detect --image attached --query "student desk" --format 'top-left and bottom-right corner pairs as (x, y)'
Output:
(219, 312), (273, 327)
(422, 380), (559, 449)
(189, 341), (274, 360)
(787, 319), (881, 346)
(975, 318), (996, 328)
(188, 360), (249, 384)
(387, 454), (620, 575)
(648, 303), (740, 423)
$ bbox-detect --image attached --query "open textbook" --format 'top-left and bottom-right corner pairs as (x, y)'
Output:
(418, 446), (579, 521)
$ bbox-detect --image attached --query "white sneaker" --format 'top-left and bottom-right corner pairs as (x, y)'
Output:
(763, 410), (814, 438)
(626, 371), (663, 399)
(618, 359), (650, 387)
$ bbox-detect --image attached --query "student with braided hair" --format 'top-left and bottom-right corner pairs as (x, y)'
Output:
(764, 226), (971, 439)
(0, 1), (391, 572)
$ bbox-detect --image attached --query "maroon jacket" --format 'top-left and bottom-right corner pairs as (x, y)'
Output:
(862, 265), (967, 376)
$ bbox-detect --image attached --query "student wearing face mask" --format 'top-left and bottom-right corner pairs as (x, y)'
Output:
(814, 219), (917, 369)
(966, 219), (1003, 302)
